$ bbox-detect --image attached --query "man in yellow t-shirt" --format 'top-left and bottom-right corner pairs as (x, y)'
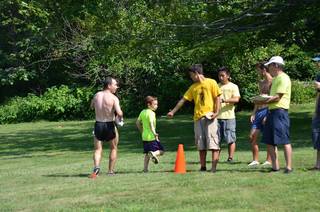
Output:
(217, 67), (241, 163)
(167, 64), (221, 172)
(255, 56), (292, 174)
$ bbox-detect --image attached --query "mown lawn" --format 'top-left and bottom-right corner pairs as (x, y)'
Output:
(1, 104), (319, 211)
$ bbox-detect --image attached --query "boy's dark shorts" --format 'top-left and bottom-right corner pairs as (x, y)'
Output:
(143, 140), (164, 153)
(262, 108), (290, 146)
(94, 121), (116, 142)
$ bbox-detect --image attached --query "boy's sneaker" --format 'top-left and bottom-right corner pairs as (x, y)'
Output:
(148, 151), (159, 164)
(248, 161), (260, 167)
(262, 161), (272, 166)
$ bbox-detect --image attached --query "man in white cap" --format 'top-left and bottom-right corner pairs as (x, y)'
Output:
(254, 56), (293, 173)
(311, 56), (320, 170)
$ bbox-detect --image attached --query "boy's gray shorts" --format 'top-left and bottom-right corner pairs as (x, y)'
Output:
(194, 117), (220, 151)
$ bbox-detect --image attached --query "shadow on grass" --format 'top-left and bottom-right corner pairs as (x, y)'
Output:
(165, 160), (247, 165)
(43, 173), (90, 178)
(42, 170), (176, 178)
(0, 110), (314, 158)
(42, 167), (320, 178)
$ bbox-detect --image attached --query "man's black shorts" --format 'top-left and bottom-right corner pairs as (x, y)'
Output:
(94, 121), (116, 142)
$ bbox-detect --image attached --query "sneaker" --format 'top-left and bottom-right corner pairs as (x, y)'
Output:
(200, 166), (207, 171)
(248, 161), (260, 167)
(270, 168), (280, 172)
(88, 167), (100, 179)
(88, 172), (98, 179)
(262, 161), (272, 166)
(148, 151), (159, 164)
(107, 172), (116, 176)
(284, 168), (293, 174)
(227, 157), (234, 163)
(210, 168), (216, 173)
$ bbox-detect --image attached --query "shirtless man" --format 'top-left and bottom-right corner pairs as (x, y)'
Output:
(89, 77), (123, 178)
(248, 62), (273, 167)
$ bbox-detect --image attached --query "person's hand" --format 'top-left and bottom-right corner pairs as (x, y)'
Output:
(211, 112), (219, 119)
(155, 133), (159, 141)
(262, 117), (267, 125)
(167, 111), (174, 118)
(314, 81), (320, 90)
(250, 115), (255, 123)
(253, 99), (268, 105)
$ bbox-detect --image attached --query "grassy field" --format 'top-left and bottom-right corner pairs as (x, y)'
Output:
(1, 104), (320, 211)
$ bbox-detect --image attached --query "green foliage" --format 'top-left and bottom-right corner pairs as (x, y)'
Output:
(1, 0), (320, 121)
(0, 85), (94, 124)
(291, 80), (316, 104)
(0, 0), (50, 85)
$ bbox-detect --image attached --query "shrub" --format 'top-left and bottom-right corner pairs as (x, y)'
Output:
(291, 80), (315, 104)
(0, 86), (94, 124)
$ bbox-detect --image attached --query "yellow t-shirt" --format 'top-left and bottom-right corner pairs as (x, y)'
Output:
(217, 82), (240, 119)
(269, 72), (291, 110)
(183, 78), (221, 121)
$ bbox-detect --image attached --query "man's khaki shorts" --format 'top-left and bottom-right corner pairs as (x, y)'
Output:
(194, 117), (220, 151)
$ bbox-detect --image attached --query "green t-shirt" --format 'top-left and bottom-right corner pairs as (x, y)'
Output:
(137, 108), (156, 141)
(269, 72), (291, 110)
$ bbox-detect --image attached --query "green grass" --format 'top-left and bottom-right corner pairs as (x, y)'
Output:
(1, 103), (320, 211)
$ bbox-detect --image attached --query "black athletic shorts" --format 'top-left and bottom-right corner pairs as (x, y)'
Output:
(94, 121), (116, 142)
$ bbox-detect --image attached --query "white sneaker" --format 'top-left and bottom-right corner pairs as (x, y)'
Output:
(148, 151), (159, 164)
(262, 161), (271, 166)
(248, 161), (260, 167)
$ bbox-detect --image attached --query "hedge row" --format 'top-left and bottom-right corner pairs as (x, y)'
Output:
(0, 81), (316, 124)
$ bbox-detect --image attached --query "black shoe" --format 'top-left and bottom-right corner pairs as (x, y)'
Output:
(284, 168), (293, 174)
(270, 168), (280, 172)
(200, 166), (207, 171)
(227, 157), (233, 163)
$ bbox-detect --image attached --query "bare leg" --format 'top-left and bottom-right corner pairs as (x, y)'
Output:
(93, 138), (103, 168)
(199, 150), (207, 169)
(266, 151), (272, 163)
(249, 129), (259, 162)
(228, 142), (236, 159)
(267, 144), (279, 170)
(283, 144), (292, 170)
(108, 130), (119, 174)
(211, 150), (220, 172)
(144, 154), (150, 172)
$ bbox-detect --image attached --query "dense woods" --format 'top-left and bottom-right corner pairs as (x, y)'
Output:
(1, 0), (320, 122)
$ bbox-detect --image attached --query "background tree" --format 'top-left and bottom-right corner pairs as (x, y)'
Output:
(0, 0), (319, 122)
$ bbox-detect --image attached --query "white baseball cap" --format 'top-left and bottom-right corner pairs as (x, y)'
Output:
(264, 56), (285, 66)
(312, 56), (320, 62)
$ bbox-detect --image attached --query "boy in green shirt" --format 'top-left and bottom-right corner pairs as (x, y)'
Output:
(136, 96), (164, 172)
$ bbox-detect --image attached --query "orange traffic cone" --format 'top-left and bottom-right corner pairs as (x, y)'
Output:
(174, 144), (186, 174)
